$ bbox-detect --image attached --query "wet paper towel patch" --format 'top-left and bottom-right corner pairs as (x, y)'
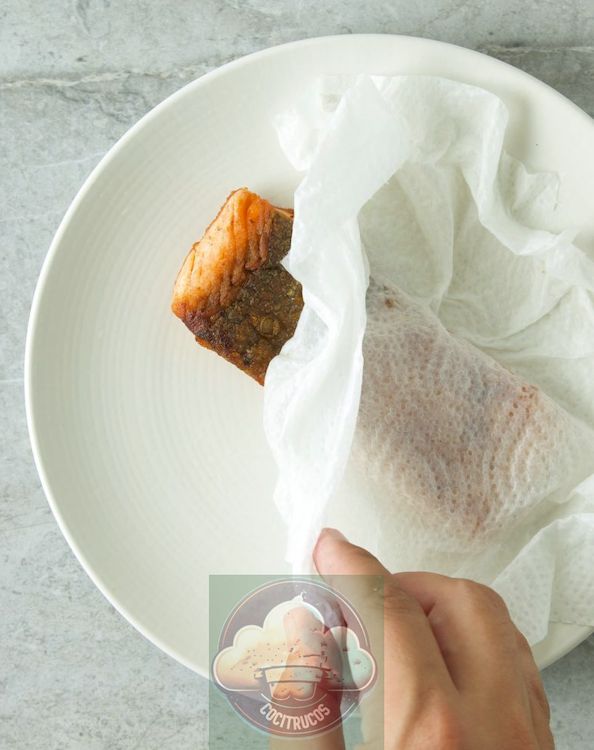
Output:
(263, 75), (594, 645)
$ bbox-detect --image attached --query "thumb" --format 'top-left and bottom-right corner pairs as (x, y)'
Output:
(312, 528), (454, 711)
(312, 528), (454, 654)
(313, 527), (391, 578)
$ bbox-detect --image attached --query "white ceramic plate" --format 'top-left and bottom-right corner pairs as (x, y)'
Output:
(26, 35), (594, 675)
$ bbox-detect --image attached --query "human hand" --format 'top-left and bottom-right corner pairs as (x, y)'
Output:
(312, 528), (554, 750)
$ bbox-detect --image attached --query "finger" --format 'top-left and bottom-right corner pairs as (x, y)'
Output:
(313, 529), (455, 694)
(514, 631), (554, 750)
(392, 571), (525, 697)
(526, 686), (555, 750)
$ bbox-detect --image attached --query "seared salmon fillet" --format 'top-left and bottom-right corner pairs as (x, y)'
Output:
(171, 188), (302, 384)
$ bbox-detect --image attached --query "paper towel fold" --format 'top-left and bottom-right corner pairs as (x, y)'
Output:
(263, 75), (594, 644)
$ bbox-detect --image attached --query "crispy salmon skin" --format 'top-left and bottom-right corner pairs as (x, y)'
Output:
(171, 189), (302, 384)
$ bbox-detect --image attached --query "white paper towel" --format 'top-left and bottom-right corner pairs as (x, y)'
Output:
(263, 75), (594, 645)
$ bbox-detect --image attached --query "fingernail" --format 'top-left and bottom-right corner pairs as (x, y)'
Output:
(313, 528), (349, 576)
(313, 529), (348, 569)
(319, 527), (347, 542)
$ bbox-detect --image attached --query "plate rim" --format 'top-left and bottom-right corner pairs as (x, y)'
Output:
(25, 33), (593, 677)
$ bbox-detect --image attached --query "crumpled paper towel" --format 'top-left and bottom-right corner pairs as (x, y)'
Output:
(263, 75), (594, 645)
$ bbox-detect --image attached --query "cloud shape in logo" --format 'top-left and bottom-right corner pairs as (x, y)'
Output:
(326, 625), (375, 691)
(213, 594), (374, 697)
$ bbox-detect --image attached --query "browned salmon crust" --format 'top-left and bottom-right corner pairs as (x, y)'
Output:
(171, 189), (302, 384)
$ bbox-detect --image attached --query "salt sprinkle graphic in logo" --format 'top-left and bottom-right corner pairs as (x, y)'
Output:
(212, 579), (376, 738)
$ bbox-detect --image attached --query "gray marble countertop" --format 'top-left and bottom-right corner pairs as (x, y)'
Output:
(2, 2), (594, 748)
